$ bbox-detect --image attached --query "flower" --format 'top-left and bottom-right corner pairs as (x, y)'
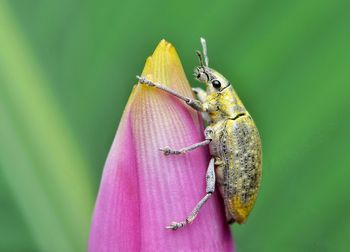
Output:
(88, 40), (234, 251)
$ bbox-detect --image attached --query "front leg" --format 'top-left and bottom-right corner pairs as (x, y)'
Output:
(192, 87), (211, 124)
(137, 76), (205, 112)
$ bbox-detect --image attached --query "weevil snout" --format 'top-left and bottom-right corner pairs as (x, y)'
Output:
(194, 66), (231, 93)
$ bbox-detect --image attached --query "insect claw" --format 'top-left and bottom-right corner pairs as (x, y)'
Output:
(136, 75), (143, 82)
(160, 146), (183, 155)
(136, 75), (155, 87)
(165, 221), (182, 230)
(159, 146), (168, 154)
(165, 225), (176, 230)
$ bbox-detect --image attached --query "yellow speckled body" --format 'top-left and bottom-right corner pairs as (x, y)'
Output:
(203, 79), (262, 224)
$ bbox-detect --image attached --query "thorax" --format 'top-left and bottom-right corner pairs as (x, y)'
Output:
(204, 87), (246, 123)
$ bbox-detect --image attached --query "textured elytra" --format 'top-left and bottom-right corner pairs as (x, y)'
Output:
(203, 82), (262, 224)
(228, 116), (262, 223)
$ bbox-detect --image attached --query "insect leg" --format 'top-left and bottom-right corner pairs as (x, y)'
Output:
(192, 87), (211, 123)
(160, 139), (210, 155)
(166, 158), (215, 230)
(136, 75), (204, 111)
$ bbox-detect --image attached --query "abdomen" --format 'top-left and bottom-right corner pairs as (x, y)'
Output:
(214, 116), (262, 224)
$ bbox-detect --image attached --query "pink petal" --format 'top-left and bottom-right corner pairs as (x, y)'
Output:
(89, 40), (234, 252)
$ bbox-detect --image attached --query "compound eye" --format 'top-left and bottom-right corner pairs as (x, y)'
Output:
(212, 80), (221, 89)
(196, 73), (201, 79)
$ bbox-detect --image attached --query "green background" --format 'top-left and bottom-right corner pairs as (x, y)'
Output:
(1, 0), (349, 251)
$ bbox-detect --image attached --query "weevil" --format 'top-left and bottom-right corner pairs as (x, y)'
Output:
(136, 38), (262, 230)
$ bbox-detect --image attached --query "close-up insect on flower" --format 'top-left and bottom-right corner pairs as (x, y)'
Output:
(137, 38), (262, 230)
(1, 0), (349, 251)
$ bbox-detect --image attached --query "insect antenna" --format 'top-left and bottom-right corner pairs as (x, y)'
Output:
(200, 37), (209, 67)
(196, 50), (205, 68)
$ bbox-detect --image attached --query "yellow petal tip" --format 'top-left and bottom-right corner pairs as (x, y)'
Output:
(159, 38), (171, 46)
(156, 39), (174, 53)
(138, 39), (189, 92)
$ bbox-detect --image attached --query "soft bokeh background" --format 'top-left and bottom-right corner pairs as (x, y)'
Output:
(1, 0), (349, 251)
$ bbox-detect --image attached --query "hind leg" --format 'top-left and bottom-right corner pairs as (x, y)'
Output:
(166, 158), (215, 230)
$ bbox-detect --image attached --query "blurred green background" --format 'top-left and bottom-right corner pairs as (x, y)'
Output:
(1, 0), (349, 251)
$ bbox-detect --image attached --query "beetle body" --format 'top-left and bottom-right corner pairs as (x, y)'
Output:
(198, 67), (262, 224)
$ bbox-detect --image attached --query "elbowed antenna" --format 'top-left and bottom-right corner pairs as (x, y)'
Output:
(196, 50), (205, 68)
(200, 37), (209, 67)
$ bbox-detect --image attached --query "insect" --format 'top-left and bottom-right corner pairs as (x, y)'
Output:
(136, 38), (262, 230)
